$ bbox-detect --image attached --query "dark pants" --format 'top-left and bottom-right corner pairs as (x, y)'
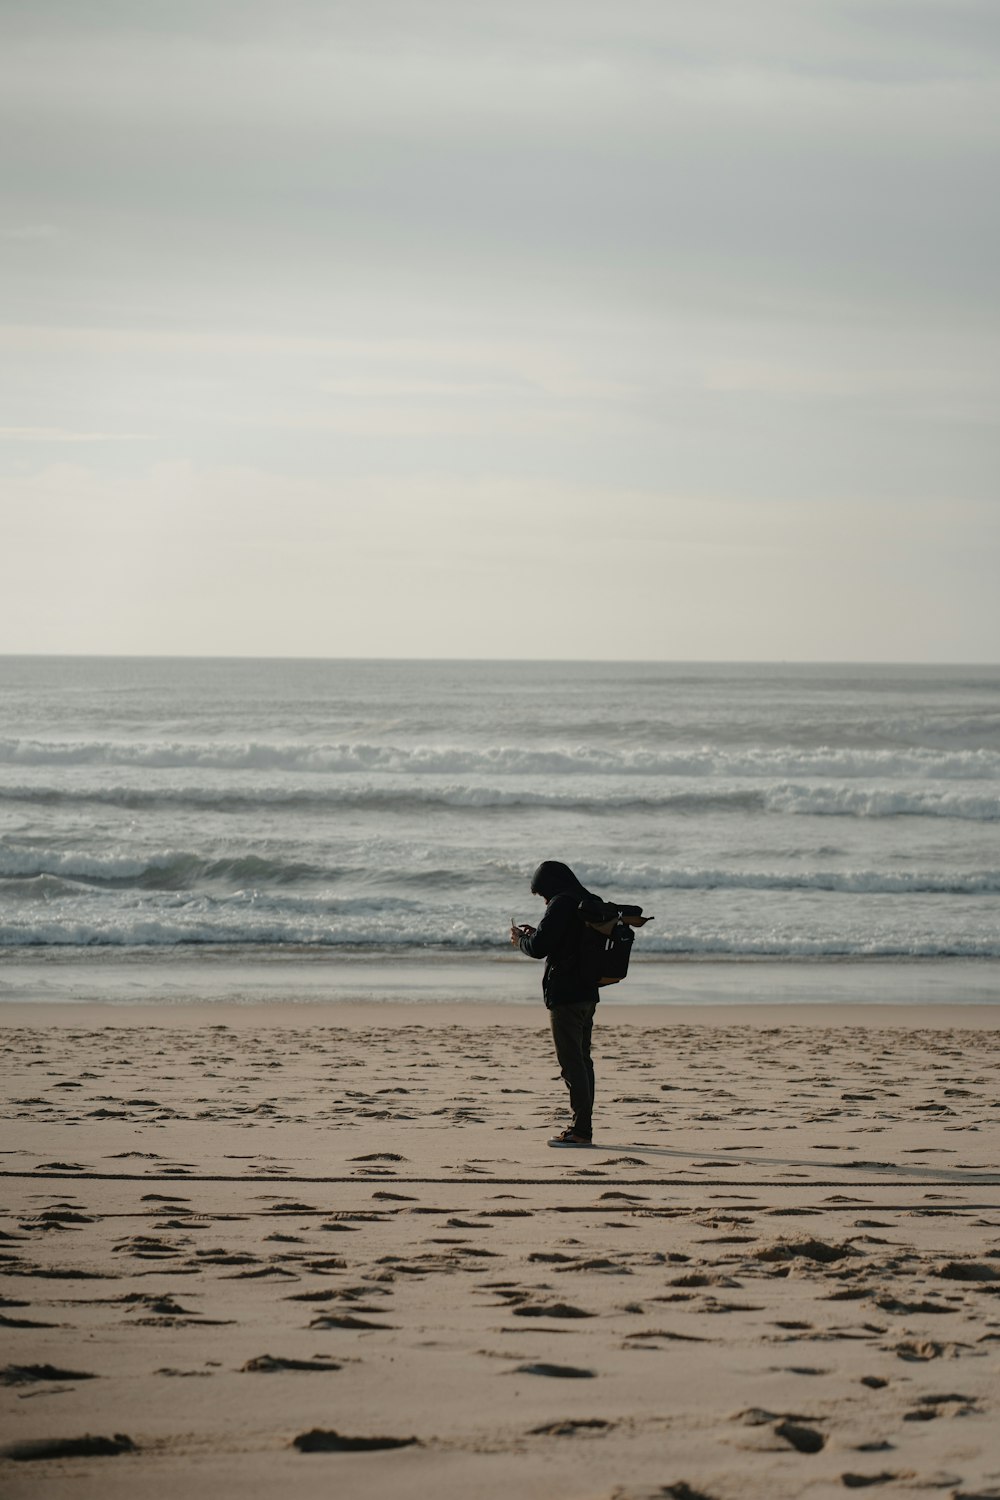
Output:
(549, 1001), (597, 1139)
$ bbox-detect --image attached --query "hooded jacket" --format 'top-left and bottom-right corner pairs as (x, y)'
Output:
(518, 860), (601, 1008)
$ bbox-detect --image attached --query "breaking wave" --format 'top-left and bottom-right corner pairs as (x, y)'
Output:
(3, 845), (999, 897)
(1, 737), (999, 781)
(575, 863), (1000, 896)
(0, 780), (997, 820)
(0, 846), (328, 888)
(1, 915), (998, 958)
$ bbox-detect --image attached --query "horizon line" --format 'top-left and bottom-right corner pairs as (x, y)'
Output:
(1, 653), (998, 669)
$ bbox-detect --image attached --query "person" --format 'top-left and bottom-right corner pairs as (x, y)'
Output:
(511, 859), (601, 1148)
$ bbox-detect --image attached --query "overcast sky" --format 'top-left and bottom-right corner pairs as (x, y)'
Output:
(2, 0), (998, 660)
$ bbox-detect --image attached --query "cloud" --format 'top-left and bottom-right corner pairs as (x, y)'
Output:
(8, 1), (1000, 75)
(0, 224), (58, 241)
(1, 1), (997, 657)
(0, 426), (153, 442)
(1, 461), (997, 660)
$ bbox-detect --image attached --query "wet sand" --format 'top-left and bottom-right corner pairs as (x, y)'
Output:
(2, 1000), (999, 1499)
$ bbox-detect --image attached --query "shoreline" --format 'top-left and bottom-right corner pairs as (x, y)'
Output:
(1, 952), (999, 1012)
(1, 1000), (998, 1030)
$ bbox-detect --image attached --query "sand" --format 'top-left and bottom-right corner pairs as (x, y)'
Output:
(2, 998), (999, 1500)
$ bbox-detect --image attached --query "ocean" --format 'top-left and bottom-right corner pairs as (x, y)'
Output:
(1, 657), (998, 1003)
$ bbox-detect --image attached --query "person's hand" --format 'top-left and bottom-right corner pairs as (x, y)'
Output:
(511, 923), (536, 946)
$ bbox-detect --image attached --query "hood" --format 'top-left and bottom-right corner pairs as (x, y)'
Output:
(529, 860), (588, 900)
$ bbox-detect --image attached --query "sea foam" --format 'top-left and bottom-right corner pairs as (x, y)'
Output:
(1, 737), (999, 780)
(0, 779), (996, 820)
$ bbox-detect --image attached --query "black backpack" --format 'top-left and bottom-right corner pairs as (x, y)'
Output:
(578, 896), (653, 987)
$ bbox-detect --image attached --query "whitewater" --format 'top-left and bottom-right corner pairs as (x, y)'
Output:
(1, 656), (998, 963)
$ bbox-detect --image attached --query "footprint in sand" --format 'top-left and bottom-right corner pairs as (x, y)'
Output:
(2, 1434), (135, 1461)
(529, 1418), (612, 1435)
(1, 1285), (67, 1324)
(241, 1355), (342, 1373)
(0, 1364), (97, 1386)
(774, 1420), (827, 1454)
(292, 1429), (417, 1452)
(511, 1302), (595, 1319)
(840, 1475), (899, 1490)
(309, 1313), (396, 1330)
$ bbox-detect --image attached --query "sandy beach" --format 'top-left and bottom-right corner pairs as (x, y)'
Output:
(2, 997), (999, 1500)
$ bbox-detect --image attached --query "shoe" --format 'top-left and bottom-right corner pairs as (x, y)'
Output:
(548, 1128), (593, 1148)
